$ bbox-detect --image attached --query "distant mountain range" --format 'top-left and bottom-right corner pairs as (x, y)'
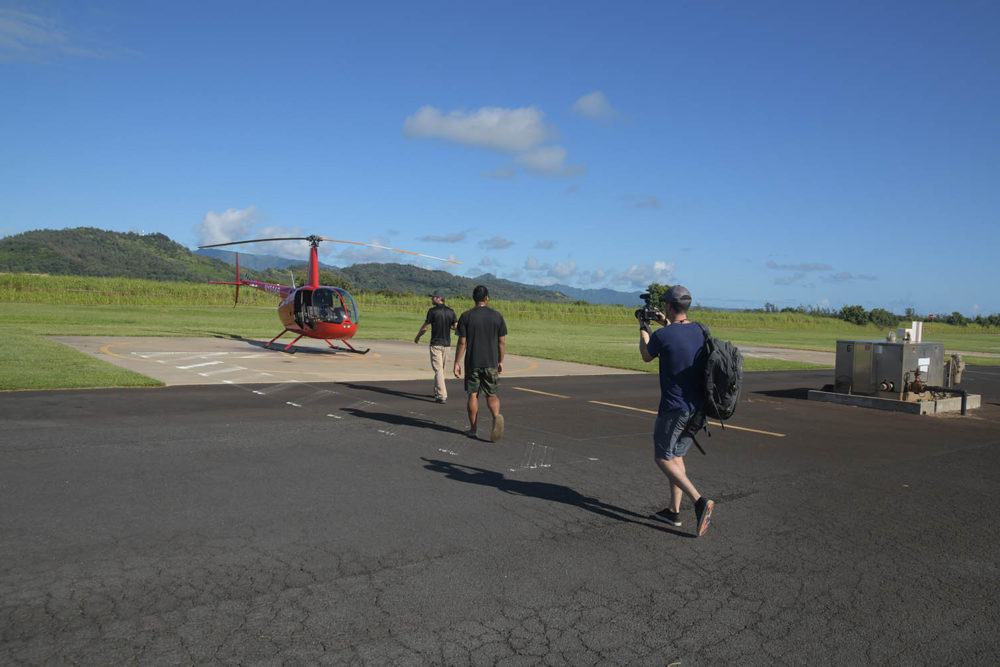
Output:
(0, 227), (639, 305)
(197, 248), (637, 305)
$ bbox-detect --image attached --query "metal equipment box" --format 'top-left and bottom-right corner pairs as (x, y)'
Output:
(834, 340), (944, 395)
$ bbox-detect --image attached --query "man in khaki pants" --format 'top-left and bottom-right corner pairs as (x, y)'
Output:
(414, 291), (457, 403)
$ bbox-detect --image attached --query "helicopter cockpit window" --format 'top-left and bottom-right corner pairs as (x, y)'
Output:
(332, 288), (359, 323)
(309, 288), (346, 324)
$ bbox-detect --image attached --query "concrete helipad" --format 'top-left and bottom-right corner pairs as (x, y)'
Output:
(49, 336), (639, 386)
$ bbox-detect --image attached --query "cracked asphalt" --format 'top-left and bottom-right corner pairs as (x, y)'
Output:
(2, 366), (999, 665)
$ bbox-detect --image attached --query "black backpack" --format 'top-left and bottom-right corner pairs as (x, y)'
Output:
(695, 322), (743, 423)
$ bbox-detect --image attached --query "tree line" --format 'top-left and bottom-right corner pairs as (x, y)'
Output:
(646, 284), (999, 328)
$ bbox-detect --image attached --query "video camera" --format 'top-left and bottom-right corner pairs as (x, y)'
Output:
(634, 293), (661, 326)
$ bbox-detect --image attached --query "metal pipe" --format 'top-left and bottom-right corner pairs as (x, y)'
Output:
(924, 386), (968, 415)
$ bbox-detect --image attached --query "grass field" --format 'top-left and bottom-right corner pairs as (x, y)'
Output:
(2, 273), (998, 391)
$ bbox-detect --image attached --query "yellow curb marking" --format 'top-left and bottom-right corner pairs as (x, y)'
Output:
(503, 359), (539, 374)
(588, 401), (786, 438)
(513, 386), (570, 399)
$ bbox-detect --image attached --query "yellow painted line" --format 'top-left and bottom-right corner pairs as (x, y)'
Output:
(101, 341), (158, 363)
(587, 401), (786, 438)
(503, 359), (539, 375)
(590, 400), (656, 414)
(513, 386), (570, 399)
(709, 422), (786, 438)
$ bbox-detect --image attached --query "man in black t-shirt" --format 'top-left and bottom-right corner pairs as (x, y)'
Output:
(454, 285), (507, 442)
(414, 291), (457, 403)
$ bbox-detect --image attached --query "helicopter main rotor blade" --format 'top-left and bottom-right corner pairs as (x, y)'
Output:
(199, 235), (460, 264)
(198, 237), (310, 249)
(318, 237), (461, 264)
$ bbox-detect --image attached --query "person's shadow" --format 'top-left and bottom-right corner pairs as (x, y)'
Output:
(421, 458), (689, 536)
(343, 408), (466, 435)
(339, 382), (436, 402)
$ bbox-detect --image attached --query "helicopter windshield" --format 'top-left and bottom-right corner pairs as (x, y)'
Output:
(306, 287), (358, 324)
(305, 288), (343, 324)
(331, 288), (358, 323)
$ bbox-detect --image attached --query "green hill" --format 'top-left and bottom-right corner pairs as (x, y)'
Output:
(334, 263), (573, 303)
(0, 228), (575, 302)
(0, 227), (236, 282)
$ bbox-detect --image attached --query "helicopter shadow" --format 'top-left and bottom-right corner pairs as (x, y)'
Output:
(206, 332), (342, 356)
(421, 458), (688, 536)
(342, 409), (467, 436)
(339, 382), (438, 402)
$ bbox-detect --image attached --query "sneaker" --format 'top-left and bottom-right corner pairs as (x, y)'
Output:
(490, 414), (504, 442)
(694, 497), (714, 537)
(436, 397), (447, 404)
(650, 507), (682, 527)
(464, 428), (478, 439)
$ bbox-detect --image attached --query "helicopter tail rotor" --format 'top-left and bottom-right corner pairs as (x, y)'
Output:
(233, 253), (241, 307)
(209, 251), (247, 306)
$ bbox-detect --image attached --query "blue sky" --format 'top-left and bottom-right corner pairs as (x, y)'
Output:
(1, 1), (998, 315)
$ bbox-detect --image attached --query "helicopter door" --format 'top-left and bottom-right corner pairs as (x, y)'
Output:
(293, 289), (313, 329)
(309, 288), (346, 324)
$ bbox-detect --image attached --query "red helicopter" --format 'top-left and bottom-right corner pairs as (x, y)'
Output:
(199, 235), (460, 354)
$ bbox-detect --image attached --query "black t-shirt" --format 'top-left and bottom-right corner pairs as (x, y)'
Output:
(457, 305), (508, 369)
(424, 304), (457, 346)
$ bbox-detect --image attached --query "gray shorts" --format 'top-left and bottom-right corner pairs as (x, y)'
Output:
(654, 409), (700, 460)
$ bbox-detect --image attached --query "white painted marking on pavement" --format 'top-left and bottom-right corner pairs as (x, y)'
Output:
(177, 361), (223, 370)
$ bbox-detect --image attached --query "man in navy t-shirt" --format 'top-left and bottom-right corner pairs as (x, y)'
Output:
(639, 285), (715, 537)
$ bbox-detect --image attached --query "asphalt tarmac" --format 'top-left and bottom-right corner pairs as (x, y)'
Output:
(2, 362), (999, 664)
(49, 336), (639, 385)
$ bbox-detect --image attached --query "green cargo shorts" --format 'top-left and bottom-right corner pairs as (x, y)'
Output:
(465, 367), (499, 396)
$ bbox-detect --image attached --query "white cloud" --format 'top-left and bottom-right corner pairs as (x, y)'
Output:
(516, 145), (584, 176)
(620, 194), (661, 209)
(0, 9), (121, 63)
(483, 166), (517, 179)
(403, 105), (554, 153)
(767, 260), (833, 271)
(328, 236), (401, 265)
(572, 91), (620, 120)
(404, 104), (589, 179)
(534, 240), (556, 250)
(419, 231), (467, 243)
(613, 261), (676, 288)
(524, 255), (578, 282)
(253, 225), (313, 259)
(550, 260), (578, 280)
(775, 272), (806, 285)
(196, 206), (259, 247)
(479, 236), (515, 250)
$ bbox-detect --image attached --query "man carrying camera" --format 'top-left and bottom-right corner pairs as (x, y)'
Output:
(638, 285), (714, 537)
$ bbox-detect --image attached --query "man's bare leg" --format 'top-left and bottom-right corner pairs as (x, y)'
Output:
(466, 392), (479, 435)
(656, 456), (700, 505)
(487, 394), (503, 442)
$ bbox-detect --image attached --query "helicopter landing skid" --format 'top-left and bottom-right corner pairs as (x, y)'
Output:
(326, 339), (370, 354)
(264, 330), (369, 354)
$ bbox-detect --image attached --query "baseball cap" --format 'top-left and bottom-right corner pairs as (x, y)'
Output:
(663, 285), (692, 306)
(429, 291), (446, 300)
